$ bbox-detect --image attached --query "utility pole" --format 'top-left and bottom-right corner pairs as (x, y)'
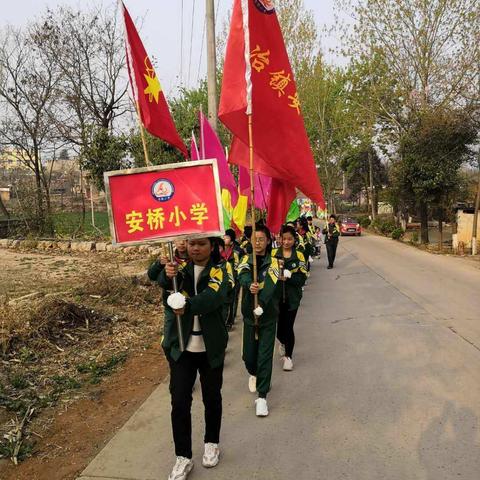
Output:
(206, 0), (218, 131)
(472, 156), (480, 255)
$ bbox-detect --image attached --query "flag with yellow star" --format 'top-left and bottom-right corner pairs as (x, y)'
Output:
(122, 2), (188, 157)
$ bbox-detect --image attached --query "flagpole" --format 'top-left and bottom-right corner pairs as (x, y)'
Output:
(134, 101), (151, 166)
(248, 113), (259, 339)
(199, 105), (206, 159)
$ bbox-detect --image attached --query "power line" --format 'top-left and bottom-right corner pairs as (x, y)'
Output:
(187, 0), (196, 87)
(197, 0), (221, 84)
(180, 0), (184, 86)
(215, 0), (221, 27)
(197, 15), (206, 84)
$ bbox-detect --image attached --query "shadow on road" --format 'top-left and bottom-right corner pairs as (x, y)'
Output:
(418, 400), (480, 479)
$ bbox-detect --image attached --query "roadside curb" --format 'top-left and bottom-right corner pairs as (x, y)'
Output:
(0, 238), (161, 256)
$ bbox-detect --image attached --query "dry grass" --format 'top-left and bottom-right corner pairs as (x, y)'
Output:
(0, 271), (164, 465)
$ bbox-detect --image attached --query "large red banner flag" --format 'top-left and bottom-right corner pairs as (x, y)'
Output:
(122, 2), (188, 157)
(218, 0), (325, 210)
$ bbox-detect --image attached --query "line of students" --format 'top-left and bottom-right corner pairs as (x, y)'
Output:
(148, 221), (317, 480)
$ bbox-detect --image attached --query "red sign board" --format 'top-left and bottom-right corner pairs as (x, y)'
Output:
(104, 160), (224, 245)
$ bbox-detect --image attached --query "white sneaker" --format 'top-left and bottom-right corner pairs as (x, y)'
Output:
(255, 397), (269, 417)
(278, 343), (285, 357)
(202, 442), (220, 468)
(168, 456), (194, 480)
(248, 375), (257, 393)
(283, 357), (293, 371)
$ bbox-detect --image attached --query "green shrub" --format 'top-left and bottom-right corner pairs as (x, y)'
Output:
(411, 231), (419, 243)
(391, 228), (405, 240)
(358, 216), (371, 228)
(371, 218), (382, 230)
(379, 220), (396, 236)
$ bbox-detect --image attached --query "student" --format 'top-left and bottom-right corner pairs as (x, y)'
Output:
(238, 224), (281, 417)
(240, 225), (253, 254)
(306, 215), (316, 236)
(272, 225), (308, 371)
(221, 229), (242, 329)
(296, 217), (315, 271)
(158, 237), (228, 480)
(147, 239), (189, 282)
(314, 226), (322, 258)
(322, 214), (340, 269)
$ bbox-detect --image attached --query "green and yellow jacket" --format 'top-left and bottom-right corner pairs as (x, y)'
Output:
(297, 231), (315, 259)
(272, 248), (308, 311)
(322, 223), (340, 243)
(238, 252), (281, 326)
(240, 238), (253, 255)
(220, 247), (239, 304)
(147, 250), (189, 282)
(158, 259), (228, 368)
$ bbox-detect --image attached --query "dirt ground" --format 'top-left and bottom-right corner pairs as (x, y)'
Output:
(0, 344), (169, 480)
(0, 247), (170, 480)
(0, 248), (146, 298)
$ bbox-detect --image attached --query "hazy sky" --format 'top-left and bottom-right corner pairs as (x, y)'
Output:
(0, 0), (341, 97)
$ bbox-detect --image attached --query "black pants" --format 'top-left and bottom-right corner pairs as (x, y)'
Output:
(226, 284), (241, 327)
(326, 240), (339, 267)
(276, 302), (298, 358)
(168, 351), (224, 458)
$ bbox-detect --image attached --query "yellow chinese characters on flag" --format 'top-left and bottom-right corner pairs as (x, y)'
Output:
(105, 161), (224, 245)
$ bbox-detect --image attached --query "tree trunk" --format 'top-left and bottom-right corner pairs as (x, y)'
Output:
(0, 196), (9, 218)
(368, 150), (376, 221)
(78, 166), (86, 234)
(419, 201), (429, 244)
(438, 212), (443, 252)
(34, 164), (44, 230)
(471, 162), (480, 255)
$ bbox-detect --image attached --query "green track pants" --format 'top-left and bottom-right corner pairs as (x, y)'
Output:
(242, 321), (276, 397)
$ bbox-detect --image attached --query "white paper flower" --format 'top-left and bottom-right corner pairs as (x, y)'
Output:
(254, 306), (264, 317)
(167, 292), (186, 310)
(283, 269), (292, 279)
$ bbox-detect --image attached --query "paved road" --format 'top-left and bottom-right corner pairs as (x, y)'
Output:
(79, 234), (480, 480)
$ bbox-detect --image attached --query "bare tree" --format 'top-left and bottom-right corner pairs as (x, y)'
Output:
(336, 0), (480, 108)
(0, 27), (62, 233)
(31, 4), (130, 146)
(30, 4), (130, 229)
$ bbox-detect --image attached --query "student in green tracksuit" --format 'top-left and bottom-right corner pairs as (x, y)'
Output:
(297, 217), (315, 272)
(322, 214), (340, 269)
(147, 239), (189, 282)
(272, 225), (308, 371)
(238, 224), (281, 417)
(219, 230), (241, 330)
(239, 225), (253, 254)
(157, 237), (229, 480)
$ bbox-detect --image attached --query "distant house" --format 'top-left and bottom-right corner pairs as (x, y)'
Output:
(454, 205), (480, 251)
(0, 148), (30, 171)
(0, 187), (11, 202)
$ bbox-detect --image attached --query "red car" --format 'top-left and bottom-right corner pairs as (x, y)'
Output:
(340, 217), (362, 236)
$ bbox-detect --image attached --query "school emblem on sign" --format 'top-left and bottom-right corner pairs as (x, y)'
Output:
(254, 0), (275, 14)
(151, 179), (175, 202)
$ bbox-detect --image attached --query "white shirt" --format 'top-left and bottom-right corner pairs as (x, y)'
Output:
(186, 264), (206, 353)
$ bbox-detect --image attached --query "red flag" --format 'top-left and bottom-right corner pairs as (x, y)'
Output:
(219, 0), (325, 214)
(267, 179), (297, 233)
(122, 2), (187, 157)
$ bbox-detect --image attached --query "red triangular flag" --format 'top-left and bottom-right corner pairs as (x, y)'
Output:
(122, 2), (187, 157)
(219, 0), (325, 212)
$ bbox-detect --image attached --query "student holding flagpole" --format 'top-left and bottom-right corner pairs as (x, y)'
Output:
(158, 238), (229, 479)
(272, 225), (308, 371)
(238, 223), (281, 416)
